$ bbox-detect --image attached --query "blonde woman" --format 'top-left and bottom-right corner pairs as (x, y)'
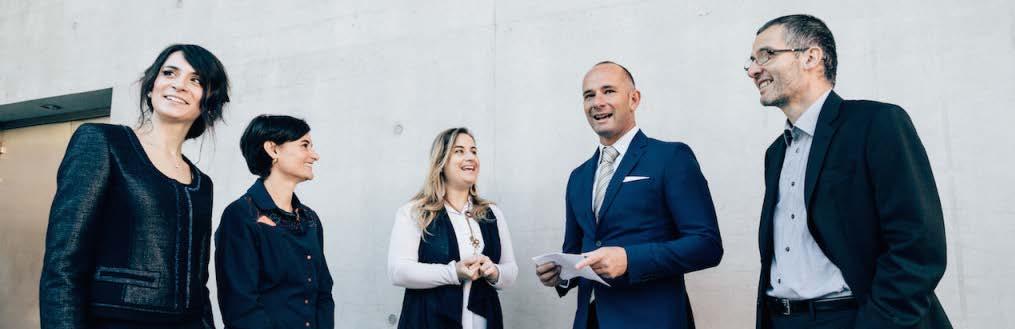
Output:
(388, 128), (517, 329)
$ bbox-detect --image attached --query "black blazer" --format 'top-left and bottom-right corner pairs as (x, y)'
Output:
(40, 124), (214, 329)
(756, 92), (951, 328)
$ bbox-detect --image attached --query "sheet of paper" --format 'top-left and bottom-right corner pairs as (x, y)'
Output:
(532, 252), (611, 287)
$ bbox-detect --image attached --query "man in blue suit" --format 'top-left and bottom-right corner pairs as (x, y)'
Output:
(535, 61), (723, 329)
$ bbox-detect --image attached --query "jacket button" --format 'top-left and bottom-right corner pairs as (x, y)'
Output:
(306, 255), (312, 260)
(305, 299), (310, 304)
(305, 321), (311, 327)
(595, 241), (602, 247)
(307, 277), (313, 283)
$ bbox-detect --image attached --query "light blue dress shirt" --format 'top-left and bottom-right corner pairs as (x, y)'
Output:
(767, 90), (852, 300)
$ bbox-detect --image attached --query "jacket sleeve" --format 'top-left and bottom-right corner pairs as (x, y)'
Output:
(853, 106), (947, 329)
(625, 144), (724, 284)
(39, 124), (112, 329)
(556, 171), (582, 297)
(215, 205), (275, 329)
(203, 181), (216, 329)
(315, 215), (335, 329)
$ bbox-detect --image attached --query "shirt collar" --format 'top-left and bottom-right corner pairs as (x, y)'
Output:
(784, 89), (832, 138)
(247, 178), (303, 212)
(598, 126), (640, 159)
(444, 197), (474, 216)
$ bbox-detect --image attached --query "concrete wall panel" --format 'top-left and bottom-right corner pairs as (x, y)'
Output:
(2, 1), (1013, 328)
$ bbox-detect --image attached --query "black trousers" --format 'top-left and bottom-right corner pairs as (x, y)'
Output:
(769, 308), (857, 329)
(587, 301), (598, 329)
(91, 317), (209, 329)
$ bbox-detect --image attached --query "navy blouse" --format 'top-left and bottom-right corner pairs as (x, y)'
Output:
(215, 179), (334, 329)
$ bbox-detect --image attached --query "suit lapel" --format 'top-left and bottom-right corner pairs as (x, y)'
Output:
(804, 91), (844, 208)
(577, 150), (598, 236)
(760, 137), (786, 260)
(596, 130), (647, 225)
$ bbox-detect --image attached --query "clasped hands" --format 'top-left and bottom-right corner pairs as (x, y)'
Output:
(536, 246), (627, 287)
(456, 254), (500, 284)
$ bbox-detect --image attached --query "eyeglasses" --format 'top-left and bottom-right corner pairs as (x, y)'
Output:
(743, 48), (809, 71)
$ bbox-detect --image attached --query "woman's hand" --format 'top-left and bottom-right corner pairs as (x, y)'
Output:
(456, 258), (481, 282)
(471, 255), (500, 284)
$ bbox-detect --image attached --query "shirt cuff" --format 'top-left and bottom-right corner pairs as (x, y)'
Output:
(486, 264), (502, 287)
(447, 261), (462, 285)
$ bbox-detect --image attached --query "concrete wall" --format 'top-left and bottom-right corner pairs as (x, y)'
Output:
(2, 0), (1013, 328)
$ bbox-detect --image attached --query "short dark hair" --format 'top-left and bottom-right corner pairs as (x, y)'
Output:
(139, 44), (231, 139)
(240, 115), (311, 177)
(757, 14), (837, 84)
(595, 61), (636, 87)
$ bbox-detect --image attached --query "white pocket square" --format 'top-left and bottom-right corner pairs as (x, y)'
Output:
(623, 176), (650, 182)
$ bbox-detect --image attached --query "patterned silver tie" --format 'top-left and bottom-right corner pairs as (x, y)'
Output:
(593, 146), (619, 221)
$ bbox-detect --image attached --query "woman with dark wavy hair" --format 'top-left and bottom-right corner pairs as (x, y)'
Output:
(40, 44), (230, 329)
(388, 127), (518, 329)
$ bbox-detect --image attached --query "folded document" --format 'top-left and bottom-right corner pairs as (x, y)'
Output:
(532, 252), (611, 287)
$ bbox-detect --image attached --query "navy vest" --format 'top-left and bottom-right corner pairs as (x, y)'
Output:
(397, 208), (503, 329)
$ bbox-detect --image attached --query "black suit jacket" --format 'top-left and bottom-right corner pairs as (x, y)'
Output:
(756, 92), (951, 329)
(40, 124), (214, 328)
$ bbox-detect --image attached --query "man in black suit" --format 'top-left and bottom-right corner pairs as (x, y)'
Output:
(745, 14), (951, 329)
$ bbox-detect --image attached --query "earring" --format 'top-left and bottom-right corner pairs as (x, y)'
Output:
(272, 158), (278, 165)
(146, 92), (152, 98)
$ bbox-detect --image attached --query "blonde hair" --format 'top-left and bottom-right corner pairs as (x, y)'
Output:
(412, 127), (494, 235)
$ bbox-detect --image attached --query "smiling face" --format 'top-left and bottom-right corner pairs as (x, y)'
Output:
(267, 133), (320, 183)
(582, 63), (640, 145)
(149, 51), (204, 124)
(441, 133), (479, 190)
(747, 25), (805, 108)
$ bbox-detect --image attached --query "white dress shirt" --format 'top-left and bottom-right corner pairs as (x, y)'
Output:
(592, 126), (640, 205)
(388, 201), (518, 329)
(767, 89), (852, 300)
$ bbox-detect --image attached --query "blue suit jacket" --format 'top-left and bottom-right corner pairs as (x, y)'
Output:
(556, 130), (723, 329)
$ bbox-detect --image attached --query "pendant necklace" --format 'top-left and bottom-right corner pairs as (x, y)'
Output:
(451, 199), (481, 255)
(169, 150), (182, 169)
(465, 209), (481, 255)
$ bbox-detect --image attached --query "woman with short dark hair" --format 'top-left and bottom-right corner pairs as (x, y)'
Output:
(40, 44), (230, 329)
(215, 114), (334, 329)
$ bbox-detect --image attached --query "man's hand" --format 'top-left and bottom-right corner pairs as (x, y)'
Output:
(574, 247), (628, 279)
(536, 262), (563, 287)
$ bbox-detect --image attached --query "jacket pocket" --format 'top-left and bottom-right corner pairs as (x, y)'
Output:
(94, 266), (161, 289)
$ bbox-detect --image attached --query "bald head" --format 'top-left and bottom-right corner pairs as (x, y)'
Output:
(588, 61), (636, 89)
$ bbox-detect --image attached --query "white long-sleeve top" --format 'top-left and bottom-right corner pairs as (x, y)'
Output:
(388, 201), (518, 329)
